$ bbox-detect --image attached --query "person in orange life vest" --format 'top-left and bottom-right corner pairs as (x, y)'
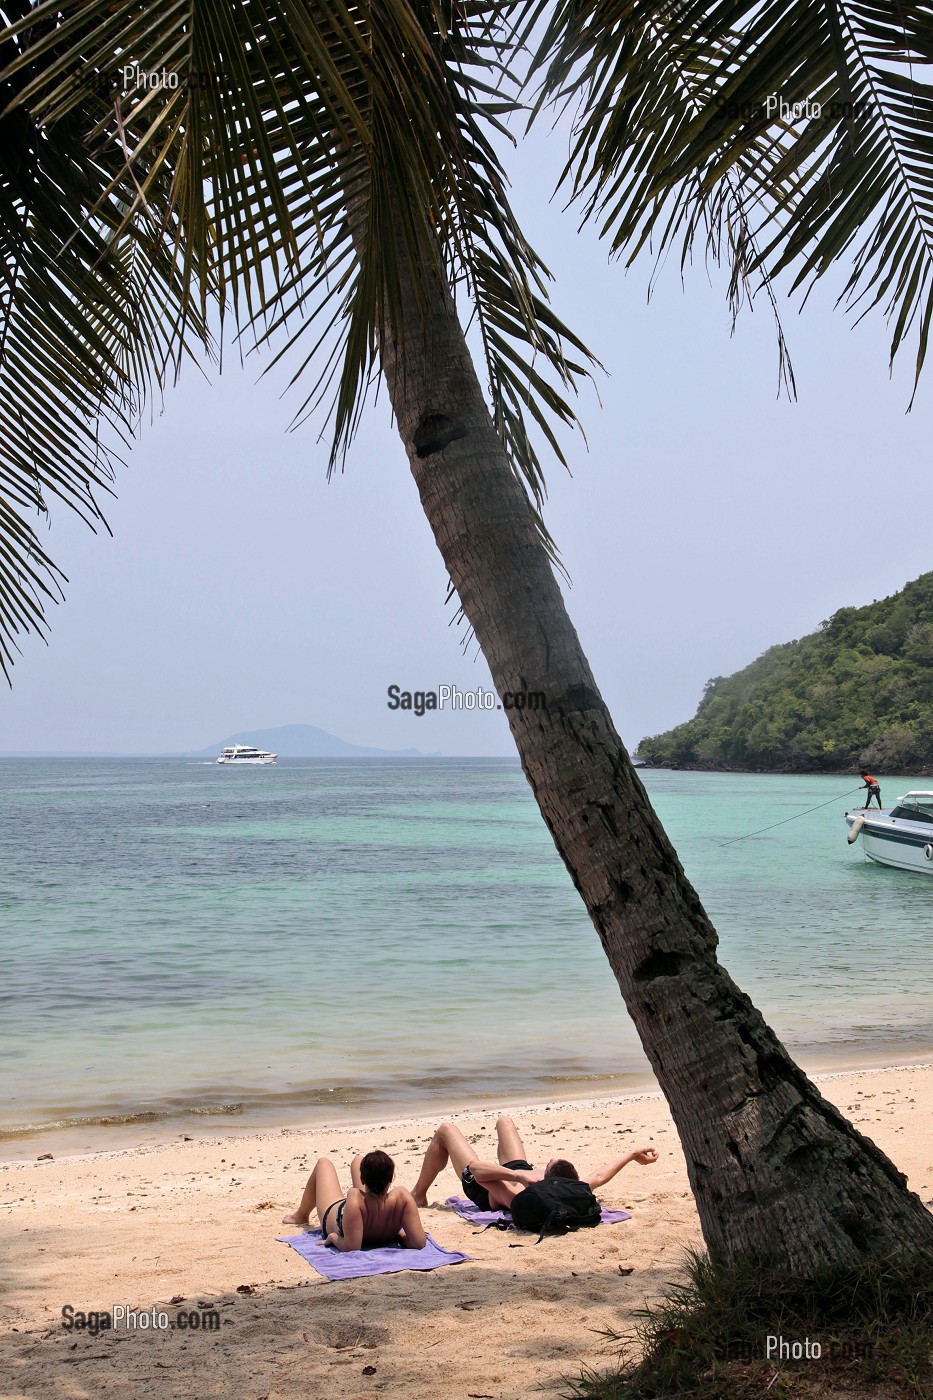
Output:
(860, 771), (882, 809)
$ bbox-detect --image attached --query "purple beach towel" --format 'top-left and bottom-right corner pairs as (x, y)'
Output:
(278, 1230), (469, 1281)
(445, 1195), (631, 1227)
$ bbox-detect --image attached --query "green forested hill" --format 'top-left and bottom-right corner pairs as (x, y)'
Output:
(637, 572), (933, 773)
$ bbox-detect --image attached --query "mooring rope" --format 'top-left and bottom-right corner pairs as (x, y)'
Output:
(719, 786), (865, 848)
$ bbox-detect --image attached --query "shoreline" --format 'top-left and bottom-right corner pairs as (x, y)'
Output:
(636, 765), (933, 776)
(4, 1051), (932, 1167)
(3, 1061), (931, 1400)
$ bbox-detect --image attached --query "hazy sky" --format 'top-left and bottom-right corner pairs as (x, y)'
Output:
(2, 123), (931, 756)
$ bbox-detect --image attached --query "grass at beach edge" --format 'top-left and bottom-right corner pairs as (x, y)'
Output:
(565, 1249), (933, 1399)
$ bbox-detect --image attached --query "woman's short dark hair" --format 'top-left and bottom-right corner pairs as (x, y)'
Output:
(360, 1150), (395, 1194)
(544, 1158), (579, 1180)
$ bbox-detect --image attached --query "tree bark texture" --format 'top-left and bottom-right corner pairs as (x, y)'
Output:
(374, 241), (933, 1274)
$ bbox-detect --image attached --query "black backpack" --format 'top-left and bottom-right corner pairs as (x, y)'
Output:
(510, 1178), (601, 1240)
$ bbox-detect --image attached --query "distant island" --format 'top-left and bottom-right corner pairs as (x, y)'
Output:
(191, 723), (438, 759)
(637, 571), (933, 774)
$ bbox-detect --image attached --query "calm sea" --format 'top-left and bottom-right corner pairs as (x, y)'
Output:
(1, 759), (931, 1156)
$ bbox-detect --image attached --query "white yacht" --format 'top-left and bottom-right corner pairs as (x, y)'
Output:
(845, 792), (933, 874)
(216, 744), (277, 765)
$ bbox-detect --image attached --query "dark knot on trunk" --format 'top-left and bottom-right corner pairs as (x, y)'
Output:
(412, 413), (468, 458)
(634, 949), (685, 981)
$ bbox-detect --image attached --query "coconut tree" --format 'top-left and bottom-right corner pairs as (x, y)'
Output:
(1, 0), (932, 1272)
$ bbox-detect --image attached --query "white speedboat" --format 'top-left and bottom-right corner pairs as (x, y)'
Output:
(845, 792), (933, 873)
(216, 744), (277, 765)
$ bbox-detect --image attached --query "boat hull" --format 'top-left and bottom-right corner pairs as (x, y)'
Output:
(216, 757), (276, 764)
(846, 813), (933, 874)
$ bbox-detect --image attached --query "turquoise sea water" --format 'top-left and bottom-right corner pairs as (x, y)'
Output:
(1, 758), (932, 1154)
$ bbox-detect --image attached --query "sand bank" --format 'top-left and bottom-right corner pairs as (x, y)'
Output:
(2, 1063), (932, 1399)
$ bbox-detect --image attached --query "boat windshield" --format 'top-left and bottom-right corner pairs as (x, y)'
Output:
(890, 796), (933, 824)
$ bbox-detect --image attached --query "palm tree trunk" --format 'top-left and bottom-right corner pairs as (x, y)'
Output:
(374, 238), (933, 1273)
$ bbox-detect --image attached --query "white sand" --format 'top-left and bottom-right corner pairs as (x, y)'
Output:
(2, 1063), (932, 1399)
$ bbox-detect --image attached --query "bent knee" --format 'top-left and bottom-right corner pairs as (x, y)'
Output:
(496, 1114), (515, 1129)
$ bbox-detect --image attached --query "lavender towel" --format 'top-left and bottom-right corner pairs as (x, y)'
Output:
(445, 1195), (631, 1227)
(278, 1230), (469, 1281)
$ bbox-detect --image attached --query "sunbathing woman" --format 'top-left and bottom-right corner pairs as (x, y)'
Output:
(282, 1150), (427, 1252)
(411, 1114), (658, 1210)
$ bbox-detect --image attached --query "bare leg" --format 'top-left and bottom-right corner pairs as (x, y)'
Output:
(495, 1114), (526, 1164)
(350, 1154), (363, 1190)
(411, 1123), (478, 1207)
(282, 1157), (344, 1226)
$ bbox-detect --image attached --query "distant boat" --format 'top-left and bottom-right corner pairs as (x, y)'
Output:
(845, 791), (933, 874)
(216, 744), (277, 765)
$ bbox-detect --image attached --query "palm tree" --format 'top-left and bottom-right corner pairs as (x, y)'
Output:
(2, 0), (931, 1272)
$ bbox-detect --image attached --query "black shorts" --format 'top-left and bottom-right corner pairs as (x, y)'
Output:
(321, 1198), (346, 1238)
(461, 1159), (533, 1213)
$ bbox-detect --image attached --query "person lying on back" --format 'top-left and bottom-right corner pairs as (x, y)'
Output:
(282, 1149), (426, 1251)
(411, 1114), (658, 1212)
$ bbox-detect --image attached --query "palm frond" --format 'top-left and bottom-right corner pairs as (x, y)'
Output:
(530, 0), (933, 393)
(224, 2), (597, 521)
(0, 16), (211, 678)
(0, 0), (597, 670)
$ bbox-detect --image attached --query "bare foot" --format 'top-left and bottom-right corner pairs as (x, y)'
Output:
(281, 1210), (309, 1225)
(412, 1192), (428, 1209)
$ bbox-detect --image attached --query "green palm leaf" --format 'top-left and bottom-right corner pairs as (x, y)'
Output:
(531, 0), (933, 393)
(0, 0), (595, 674)
(0, 33), (210, 677)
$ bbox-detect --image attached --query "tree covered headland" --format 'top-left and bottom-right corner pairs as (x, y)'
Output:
(638, 573), (933, 773)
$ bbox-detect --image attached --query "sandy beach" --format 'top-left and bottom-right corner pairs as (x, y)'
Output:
(2, 1062), (932, 1400)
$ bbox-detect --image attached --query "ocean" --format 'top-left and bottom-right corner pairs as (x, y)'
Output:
(2, 758), (931, 1157)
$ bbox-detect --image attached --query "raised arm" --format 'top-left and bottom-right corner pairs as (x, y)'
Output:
(585, 1147), (658, 1191)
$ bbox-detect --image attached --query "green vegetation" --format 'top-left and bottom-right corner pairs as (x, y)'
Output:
(637, 573), (933, 774)
(568, 1250), (933, 1399)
